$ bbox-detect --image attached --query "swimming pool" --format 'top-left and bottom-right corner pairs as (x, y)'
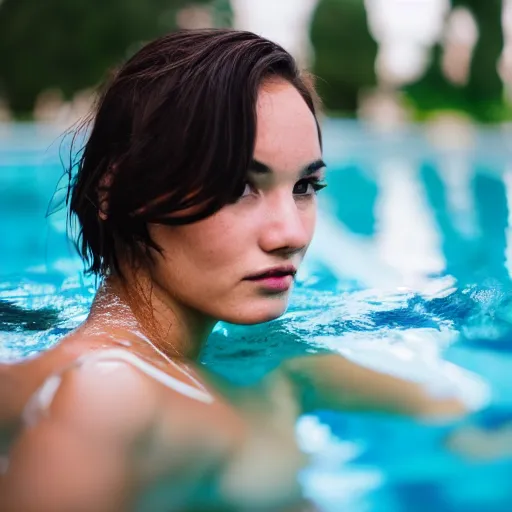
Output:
(1, 120), (511, 511)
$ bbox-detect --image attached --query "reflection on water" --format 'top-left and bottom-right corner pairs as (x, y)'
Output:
(374, 158), (446, 288)
(1, 122), (512, 511)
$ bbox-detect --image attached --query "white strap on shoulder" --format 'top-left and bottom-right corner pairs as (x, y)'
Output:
(23, 348), (213, 428)
(77, 348), (214, 404)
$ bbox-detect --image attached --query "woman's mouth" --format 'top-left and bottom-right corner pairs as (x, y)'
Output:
(244, 266), (296, 292)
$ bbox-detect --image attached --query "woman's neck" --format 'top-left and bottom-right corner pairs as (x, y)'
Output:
(87, 276), (216, 361)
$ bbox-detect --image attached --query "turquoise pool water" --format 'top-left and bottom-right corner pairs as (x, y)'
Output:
(1, 121), (512, 511)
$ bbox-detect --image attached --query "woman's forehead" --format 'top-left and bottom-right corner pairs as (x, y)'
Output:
(254, 82), (321, 171)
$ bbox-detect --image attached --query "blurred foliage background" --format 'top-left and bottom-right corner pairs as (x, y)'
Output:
(0, 0), (510, 123)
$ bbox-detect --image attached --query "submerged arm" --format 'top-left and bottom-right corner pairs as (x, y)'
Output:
(273, 353), (468, 419)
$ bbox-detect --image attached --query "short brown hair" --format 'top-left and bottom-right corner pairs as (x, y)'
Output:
(67, 29), (321, 278)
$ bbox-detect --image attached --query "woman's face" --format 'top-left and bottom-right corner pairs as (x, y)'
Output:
(148, 79), (324, 325)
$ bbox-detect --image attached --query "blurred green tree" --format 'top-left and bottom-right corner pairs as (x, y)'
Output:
(405, 0), (506, 122)
(211, 0), (233, 27)
(0, 0), (212, 117)
(309, 0), (378, 116)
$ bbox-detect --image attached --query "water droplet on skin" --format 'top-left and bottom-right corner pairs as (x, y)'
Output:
(114, 338), (132, 348)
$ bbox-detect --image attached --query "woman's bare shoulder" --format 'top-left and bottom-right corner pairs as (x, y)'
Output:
(0, 331), (158, 429)
(0, 337), (250, 511)
(0, 337), (84, 426)
(4, 327), (234, 440)
(0, 344), (167, 512)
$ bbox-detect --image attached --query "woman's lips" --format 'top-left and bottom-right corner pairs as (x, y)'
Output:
(245, 274), (293, 292)
(244, 265), (296, 292)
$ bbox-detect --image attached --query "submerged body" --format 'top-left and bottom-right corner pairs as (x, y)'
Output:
(0, 283), (468, 511)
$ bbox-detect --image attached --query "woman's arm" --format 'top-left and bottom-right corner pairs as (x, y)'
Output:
(274, 353), (468, 419)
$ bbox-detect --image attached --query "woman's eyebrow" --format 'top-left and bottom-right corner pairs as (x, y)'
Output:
(249, 159), (326, 177)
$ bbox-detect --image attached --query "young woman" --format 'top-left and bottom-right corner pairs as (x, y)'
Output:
(0, 29), (468, 511)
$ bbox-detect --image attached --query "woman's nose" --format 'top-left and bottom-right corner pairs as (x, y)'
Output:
(258, 194), (313, 255)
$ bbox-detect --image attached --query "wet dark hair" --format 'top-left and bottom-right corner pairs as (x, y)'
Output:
(68, 28), (321, 278)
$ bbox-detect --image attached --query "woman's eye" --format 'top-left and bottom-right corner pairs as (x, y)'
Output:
(293, 178), (327, 196)
(235, 178), (327, 202)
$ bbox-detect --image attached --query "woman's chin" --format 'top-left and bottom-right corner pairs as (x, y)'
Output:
(221, 300), (289, 326)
